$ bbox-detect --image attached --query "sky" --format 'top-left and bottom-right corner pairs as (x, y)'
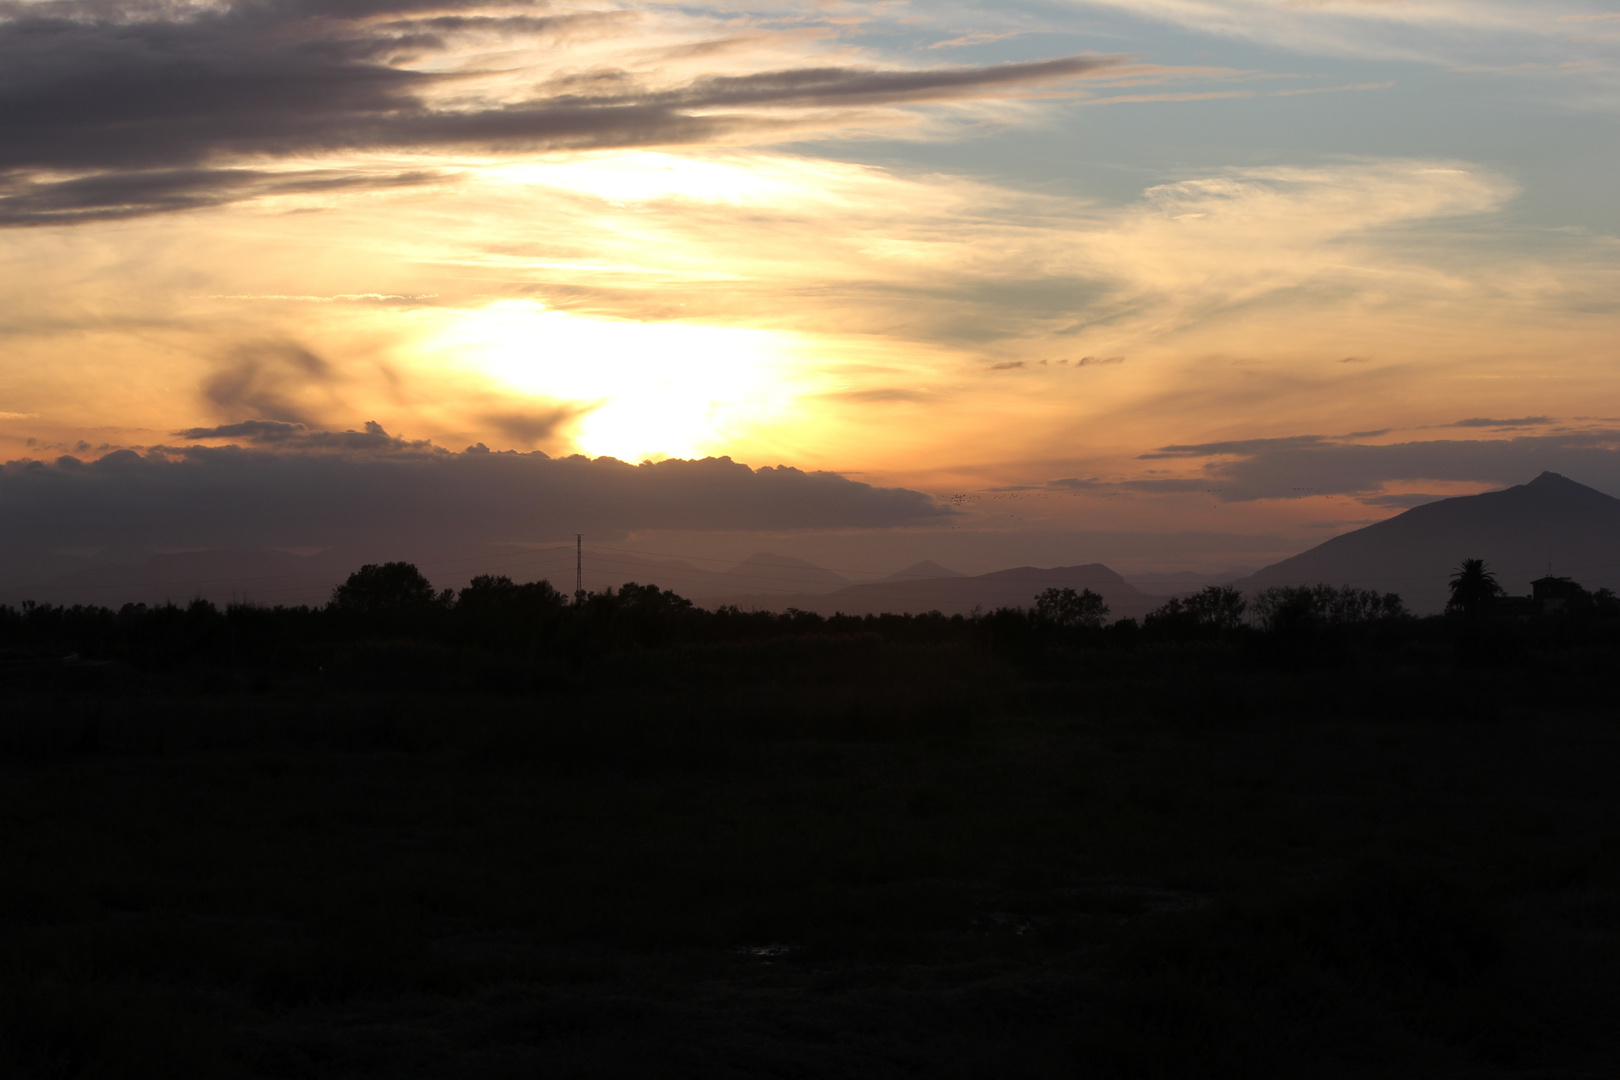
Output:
(2, 0), (1619, 581)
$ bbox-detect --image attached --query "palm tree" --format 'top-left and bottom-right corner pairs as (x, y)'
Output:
(1447, 558), (1502, 619)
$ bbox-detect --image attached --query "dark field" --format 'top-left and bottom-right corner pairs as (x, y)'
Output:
(4, 635), (1619, 1078)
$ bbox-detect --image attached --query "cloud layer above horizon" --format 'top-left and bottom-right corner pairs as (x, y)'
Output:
(0, 425), (947, 562)
(2, 0), (1618, 564)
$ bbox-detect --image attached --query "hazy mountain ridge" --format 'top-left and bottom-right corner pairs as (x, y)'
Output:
(716, 552), (851, 595)
(886, 560), (964, 582)
(1125, 567), (1256, 596)
(15, 474), (1613, 617)
(4, 549), (352, 609)
(1236, 472), (1620, 614)
(701, 563), (1159, 620)
(1, 547), (862, 609)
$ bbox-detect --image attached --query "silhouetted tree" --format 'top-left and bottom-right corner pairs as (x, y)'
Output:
(1034, 587), (1109, 629)
(1252, 584), (1406, 634)
(455, 574), (568, 650)
(1595, 588), (1620, 620)
(329, 562), (451, 639)
(576, 582), (697, 650)
(1447, 559), (1503, 620)
(331, 562), (444, 614)
(1145, 585), (1247, 639)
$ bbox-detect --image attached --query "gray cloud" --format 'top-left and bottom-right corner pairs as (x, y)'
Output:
(0, 1), (1125, 225)
(1119, 479), (1212, 493)
(585, 55), (1121, 110)
(202, 341), (337, 426)
(1140, 435), (1329, 461)
(174, 419), (419, 452)
(821, 388), (934, 404)
(1358, 492), (1445, 509)
(1130, 430), (1620, 502)
(1445, 416), (1553, 428)
(482, 406), (587, 446)
(1047, 475), (1215, 494)
(0, 166), (446, 227)
(175, 420), (310, 444)
(0, 429), (950, 557)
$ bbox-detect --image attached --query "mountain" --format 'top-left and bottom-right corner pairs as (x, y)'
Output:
(1126, 567), (1256, 596)
(886, 560), (965, 582)
(701, 563), (1158, 620)
(3, 545), (723, 609)
(518, 549), (850, 598)
(1235, 472), (1620, 613)
(0, 545), (860, 607)
(12, 549), (345, 608)
(710, 552), (850, 595)
(545, 547), (729, 598)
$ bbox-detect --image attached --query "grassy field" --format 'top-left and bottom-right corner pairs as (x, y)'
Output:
(3, 638), (1618, 1077)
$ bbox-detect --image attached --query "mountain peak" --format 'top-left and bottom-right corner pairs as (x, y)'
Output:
(1507, 471), (1618, 506)
(886, 560), (964, 582)
(1240, 471), (1620, 612)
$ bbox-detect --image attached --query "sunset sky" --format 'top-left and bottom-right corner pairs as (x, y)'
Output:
(2, 0), (1619, 578)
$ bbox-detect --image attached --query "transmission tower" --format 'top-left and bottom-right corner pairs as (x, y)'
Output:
(575, 534), (584, 604)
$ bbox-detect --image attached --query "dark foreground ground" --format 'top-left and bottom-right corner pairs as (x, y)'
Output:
(3, 639), (1618, 1078)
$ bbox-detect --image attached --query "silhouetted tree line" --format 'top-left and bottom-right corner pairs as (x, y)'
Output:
(2, 560), (1618, 684)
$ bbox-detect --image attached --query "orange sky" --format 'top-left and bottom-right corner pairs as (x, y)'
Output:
(2, 1), (1619, 571)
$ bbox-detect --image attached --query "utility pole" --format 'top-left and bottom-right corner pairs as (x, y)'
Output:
(575, 534), (584, 605)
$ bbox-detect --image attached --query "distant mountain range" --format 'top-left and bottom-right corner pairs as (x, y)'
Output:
(0, 545), (893, 609)
(701, 564), (1160, 621)
(1124, 567), (1256, 596)
(690, 473), (1620, 618)
(0, 548), (350, 609)
(1235, 472), (1620, 613)
(887, 560), (964, 582)
(0, 546), (854, 608)
(716, 552), (850, 594)
(5, 472), (1610, 617)
(3, 546), (1161, 621)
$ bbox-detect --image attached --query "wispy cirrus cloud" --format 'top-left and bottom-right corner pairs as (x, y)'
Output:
(1068, 1), (1616, 53)
(0, 0), (1132, 225)
(5, 143), (1599, 475)
(1066, 0), (1620, 101)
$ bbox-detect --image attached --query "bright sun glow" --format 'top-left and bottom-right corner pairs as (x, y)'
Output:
(429, 301), (808, 461)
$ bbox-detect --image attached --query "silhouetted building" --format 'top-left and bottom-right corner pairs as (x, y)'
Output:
(1531, 576), (1585, 613)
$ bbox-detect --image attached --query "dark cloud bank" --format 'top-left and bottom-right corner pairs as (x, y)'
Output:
(1116, 429), (1620, 503)
(0, 425), (948, 577)
(0, 0), (1123, 225)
